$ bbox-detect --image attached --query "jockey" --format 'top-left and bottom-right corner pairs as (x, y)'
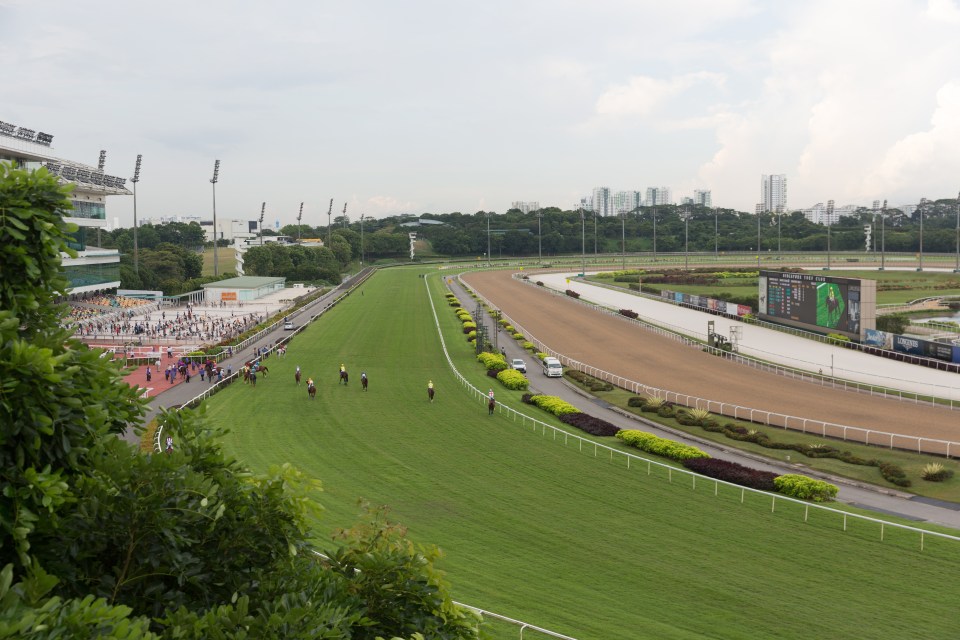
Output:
(361, 372), (367, 380)
(306, 377), (314, 387)
(340, 363), (346, 373)
(428, 380), (433, 390)
(296, 365), (301, 375)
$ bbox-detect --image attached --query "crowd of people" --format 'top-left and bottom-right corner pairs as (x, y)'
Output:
(73, 307), (263, 343)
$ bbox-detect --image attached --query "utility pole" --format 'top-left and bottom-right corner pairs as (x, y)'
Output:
(259, 202), (265, 246)
(918, 197), (926, 271)
(826, 199), (834, 270)
(360, 213), (365, 265)
(880, 199), (887, 271)
(536, 210), (543, 264)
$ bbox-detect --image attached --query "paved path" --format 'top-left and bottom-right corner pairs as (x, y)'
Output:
(458, 271), (960, 530)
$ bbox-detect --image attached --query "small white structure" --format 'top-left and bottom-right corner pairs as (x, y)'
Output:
(409, 232), (417, 260)
(202, 276), (286, 304)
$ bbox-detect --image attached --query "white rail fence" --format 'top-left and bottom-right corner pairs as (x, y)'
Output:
(432, 275), (960, 552)
(471, 274), (960, 458)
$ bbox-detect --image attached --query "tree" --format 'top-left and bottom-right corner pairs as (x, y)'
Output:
(0, 163), (481, 638)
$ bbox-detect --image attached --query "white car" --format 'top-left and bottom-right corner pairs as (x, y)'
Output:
(283, 319), (295, 330)
(511, 358), (527, 373)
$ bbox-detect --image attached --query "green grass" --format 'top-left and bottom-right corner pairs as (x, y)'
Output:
(563, 374), (960, 500)
(205, 267), (960, 639)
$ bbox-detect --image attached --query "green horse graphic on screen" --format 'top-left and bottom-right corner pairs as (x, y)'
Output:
(816, 282), (845, 329)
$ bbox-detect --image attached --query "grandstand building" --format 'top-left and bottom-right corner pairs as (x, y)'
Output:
(0, 119), (129, 295)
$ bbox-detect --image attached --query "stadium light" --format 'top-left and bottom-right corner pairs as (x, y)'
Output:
(326, 198), (333, 247)
(487, 211), (492, 267)
(826, 200), (834, 271)
(259, 202), (265, 246)
(297, 202), (304, 242)
(955, 191), (960, 273)
(682, 209), (691, 270)
(131, 154), (142, 276)
(714, 207), (718, 259)
(211, 160), (220, 276)
(536, 210), (544, 265)
(880, 200), (887, 271)
(918, 197), (926, 271)
(621, 210), (626, 271)
(360, 212), (365, 265)
(653, 207), (658, 261)
(579, 207), (586, 276)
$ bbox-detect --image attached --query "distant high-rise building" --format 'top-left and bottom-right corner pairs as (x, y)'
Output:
(645, 187), (672, 206)
(613, 190), (641, 215)
(761, 174), (787, 212)
(681, 197), (694, 206)
(693, 190), (712, 207)
(591, 187), (612, 216)
(511, 201), (540, 214)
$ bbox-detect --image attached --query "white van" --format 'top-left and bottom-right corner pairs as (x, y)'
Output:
(542, 356), (563, 378)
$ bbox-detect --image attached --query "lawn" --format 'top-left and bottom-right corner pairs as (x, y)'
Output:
(205, 267), (960, 639)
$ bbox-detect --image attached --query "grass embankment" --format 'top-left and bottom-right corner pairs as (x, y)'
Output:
(206, 267), (960, 640)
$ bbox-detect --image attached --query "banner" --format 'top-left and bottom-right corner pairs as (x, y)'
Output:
(863, 329), (891, 348)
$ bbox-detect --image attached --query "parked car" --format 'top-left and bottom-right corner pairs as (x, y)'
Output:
(511, 358), (527, 373)
(283, 319), (295, 330)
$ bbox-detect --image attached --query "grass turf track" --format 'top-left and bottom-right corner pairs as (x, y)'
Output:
(207, 266), (960, 639)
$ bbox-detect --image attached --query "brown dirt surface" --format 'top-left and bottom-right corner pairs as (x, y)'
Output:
(463, 270), (960, 454)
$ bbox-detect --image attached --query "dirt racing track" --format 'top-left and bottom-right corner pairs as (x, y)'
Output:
(463, 269), (960, 454)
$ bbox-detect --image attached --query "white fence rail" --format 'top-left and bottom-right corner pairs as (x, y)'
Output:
(434, 275), (960, 551)
(478, 274), (960, 458)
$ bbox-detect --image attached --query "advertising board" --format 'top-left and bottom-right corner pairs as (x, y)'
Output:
(758, 271), (875, 340)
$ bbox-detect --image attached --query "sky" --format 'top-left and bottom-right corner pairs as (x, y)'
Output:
(3, 0), (960, 228)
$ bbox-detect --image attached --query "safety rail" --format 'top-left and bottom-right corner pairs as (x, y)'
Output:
(431, 275), (960, 554)
(460, 273), (960, 459)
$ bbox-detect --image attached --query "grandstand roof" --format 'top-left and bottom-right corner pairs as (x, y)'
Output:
(202, 276), (286, 290)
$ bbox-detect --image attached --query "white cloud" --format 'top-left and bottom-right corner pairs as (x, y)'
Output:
(593, 72), (726, 119)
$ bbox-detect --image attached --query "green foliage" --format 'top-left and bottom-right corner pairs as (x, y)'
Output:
(476, 352), (508, 371)
(921, 463), (954, 482)
(616, 430), (710, 461)
(496, 368), (529, 390)
(511, 332), (524, 340)
(876, 313), (909, 334)
(526, 394), (579, 416)
(826, 333), (851, 343)
(772, 474), (839, 502)
(522, 341), (535, 351)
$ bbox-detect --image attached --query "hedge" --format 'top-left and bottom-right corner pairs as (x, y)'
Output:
(477, 352), (508, 371)
(496, 368), (530, 391)
(682, 458), (777, 492)
(773, 474), (838, 502)
(559, 413), (620, 437)
(524, 394), (580, 416)
(616, 429), (710, 461)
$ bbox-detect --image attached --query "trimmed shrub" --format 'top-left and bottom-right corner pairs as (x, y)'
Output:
(619, 309), (639, 319)
(536, 280), (544, 286)
(682, 458), (778, 492)
(879, 462), (911, 487)
(466, 330), (477, 341)
(535, 352), (549, 361)
(512, 332), (524, 340)
(773, 474), (838, 502)
(477, 352), (508, 371)
(527, 394), (580, 416)
(522, 341), (536, 351)
(496, 368), (530, 390)
(559, 412), (621, 437)
(627, 396), (646, 408)
(565, 289), (580, 299)
(616, 430), (710, 461)
(462, 321), (477, 333)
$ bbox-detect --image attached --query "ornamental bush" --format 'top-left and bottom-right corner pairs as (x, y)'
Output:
(619, 309), (639, 319)
(565, 289), (580, 299)
(773, 474), (838, 502)
(512, 332), (524, 340)
(462, 321), (477, 333)
(522, 341), (535, 351)
(477, 352), (508, 371)
(616, 430), (709, 461)
(559, 413), (620, 437)
(496, 368), (529, 390)
(682, 458), (778, 491)
(526, 394), (580, 416)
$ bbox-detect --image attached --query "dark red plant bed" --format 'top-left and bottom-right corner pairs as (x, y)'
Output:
(559, 412), (620, 437)
(681, 458), (778, 492)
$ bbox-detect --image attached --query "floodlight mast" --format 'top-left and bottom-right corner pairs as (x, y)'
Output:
(360, 213), (365, 265)
(326, 198), (333, 247)
(918, 197), (926, 271)
(342, 202), (347, 228)
(955, 190), (960, 273)
(211, 160), (220, 276)
(297, 202), (304, 242)
(131, 154), (142, 276)
(826, 199), (834, 270)
(259, 202), (265, 246)
(880, 199), (887, 271)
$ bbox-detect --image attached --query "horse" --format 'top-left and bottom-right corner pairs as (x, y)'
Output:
(361, 374), (368, 391)
(295, 370), (302, 386)
(307, 382), (316, 400)
(259, 365), (269, 378)
(488, 397), (496, 415)
(427, 386), (435, 402)
(339, 369), (348, 385)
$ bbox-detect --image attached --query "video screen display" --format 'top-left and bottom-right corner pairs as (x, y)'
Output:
(758, 271), (863, 339)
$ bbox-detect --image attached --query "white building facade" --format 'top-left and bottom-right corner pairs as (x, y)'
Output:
(761, 174), (788, 212)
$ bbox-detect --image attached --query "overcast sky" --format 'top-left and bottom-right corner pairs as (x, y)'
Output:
(3, 0), (960, 228)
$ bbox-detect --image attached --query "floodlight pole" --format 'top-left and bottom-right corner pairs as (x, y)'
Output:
(653, 208), (658, 261)
(536, 210), (543, 264)
(918, 198), (925, 271)
(621, 211), (626, 271)
(211, 159), (220, 276)
(593, 209), (597, 257)
(684, 212), (689, 270)
(756, 205), (761, 268)
(714, 207), (718, 259)
(297, 202), (303, 242)
(259, 202), (265, 246)
(880, 200), (887, 271)
(486, 212), (492, 267)
(326, 198), (333, 247)
(579, 207), (585, 276)
(131, 154), (142, 276)
(360, 213), (365, 265)
(826, 199), (834, 271)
